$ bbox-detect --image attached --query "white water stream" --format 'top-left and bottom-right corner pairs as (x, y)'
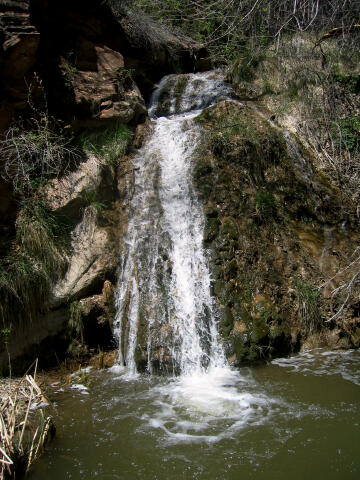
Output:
(113, 72), (232, 377)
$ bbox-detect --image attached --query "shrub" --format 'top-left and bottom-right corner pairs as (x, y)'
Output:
(15, 199), (69, 272)
(79, 190), (107, 216)
(255, 190), (278, 220)
(0, 115), (80, 195)
(0, 199), (69, 328)
(69, 300), (84, 344)
(331, 117), (360, 153)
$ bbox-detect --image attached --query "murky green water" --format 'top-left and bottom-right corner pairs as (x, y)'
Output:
(30, 349), (360, 480)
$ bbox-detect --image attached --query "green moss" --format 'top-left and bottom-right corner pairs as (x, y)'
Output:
(255, 189), (278, 220)
(194, 99), (348, 363)
(224, 259), (238, 279)
(213, 279), (227, 299)
(221, 307), (234, 337)
(193, 156), (213, 197)
(174, 76), (189, 112)
(221, 218), (238, 240)
(204, 217), (220, 242)
(249, 318), (269, 342)
(232, 334), (249, 360)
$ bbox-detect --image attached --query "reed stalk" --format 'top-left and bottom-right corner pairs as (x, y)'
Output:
(0, 360), (55, 479)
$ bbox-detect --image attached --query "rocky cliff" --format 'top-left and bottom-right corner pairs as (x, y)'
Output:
(0, 0), (208, 374)
(195, 101), (359, 363)
(0, 0), (209, 130)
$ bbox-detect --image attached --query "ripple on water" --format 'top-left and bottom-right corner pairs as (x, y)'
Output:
(272, 348), (360, 386)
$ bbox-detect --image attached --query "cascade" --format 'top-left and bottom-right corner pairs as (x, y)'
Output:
(113, 71), (234, 376)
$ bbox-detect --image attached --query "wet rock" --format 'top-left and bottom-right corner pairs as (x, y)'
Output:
(194, 101), (359, 363)
(77, 281), (116, 350)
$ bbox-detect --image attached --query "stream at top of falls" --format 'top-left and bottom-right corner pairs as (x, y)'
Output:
(29, 72), (360, 479)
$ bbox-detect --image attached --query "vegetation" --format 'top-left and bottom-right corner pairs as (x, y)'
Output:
(117, 0), (359, 62)
(0, 114), (79, 196)
(232, 33), (360, 324)
(0, 361), (55, 479)
(79, 190), (107, 216)
(255, 190), (278, 220)
(69, 301), (84, 345)
(78, 123), (133, 165)
(294, 279), (322, 334)
(0, 199), (69, 336)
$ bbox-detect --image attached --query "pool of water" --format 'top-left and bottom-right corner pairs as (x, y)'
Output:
(29, 349), (360, 480)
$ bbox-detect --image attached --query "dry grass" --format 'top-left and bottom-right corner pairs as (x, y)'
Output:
(0, 116), (80, 195)
(0, 360), (55, 480)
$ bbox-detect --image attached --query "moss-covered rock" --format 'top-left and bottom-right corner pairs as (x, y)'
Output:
(194, 101), (359, 364)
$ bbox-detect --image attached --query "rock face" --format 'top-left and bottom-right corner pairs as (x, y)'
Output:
(0, 148), (133, 374)
(194, 101), (359, 363)
(0, 0), (39, 129)
(46, 155), (120, 303)
(0, 0), (209, 130)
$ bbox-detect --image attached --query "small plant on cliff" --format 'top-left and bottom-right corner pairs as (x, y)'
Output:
(116, 67), (135, 82)
(0, 114), (79, 195)
(15, 199), (69, 274)
(255, 190), (278, 220)
(79, 190), (107, 216)
(69, 300), (84, 345)
(79, 123), (132, 165)
(0, 73), (80, 195)
(294, 279), (322, 334)
(0, 199), (69, 330)
(331, 117), (360, 153)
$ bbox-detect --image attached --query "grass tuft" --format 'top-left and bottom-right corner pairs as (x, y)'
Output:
(0, 199), (69, 331)
(79, 123), (133, 165)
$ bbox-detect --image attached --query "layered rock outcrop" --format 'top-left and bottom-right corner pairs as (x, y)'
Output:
(0, 1), (39, 129)
(0, 0), (209, 130)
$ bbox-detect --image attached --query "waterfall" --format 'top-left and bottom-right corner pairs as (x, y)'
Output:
(113, 71), (233, 376)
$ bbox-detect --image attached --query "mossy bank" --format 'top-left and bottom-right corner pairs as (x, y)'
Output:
(194, 101), (360, 364)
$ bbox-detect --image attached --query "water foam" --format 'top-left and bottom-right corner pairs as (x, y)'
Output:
(139, 367), (283, 444)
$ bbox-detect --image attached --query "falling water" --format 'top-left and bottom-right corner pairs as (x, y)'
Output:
(111, 73), (283, 442)
(113, 72), (234, 376)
